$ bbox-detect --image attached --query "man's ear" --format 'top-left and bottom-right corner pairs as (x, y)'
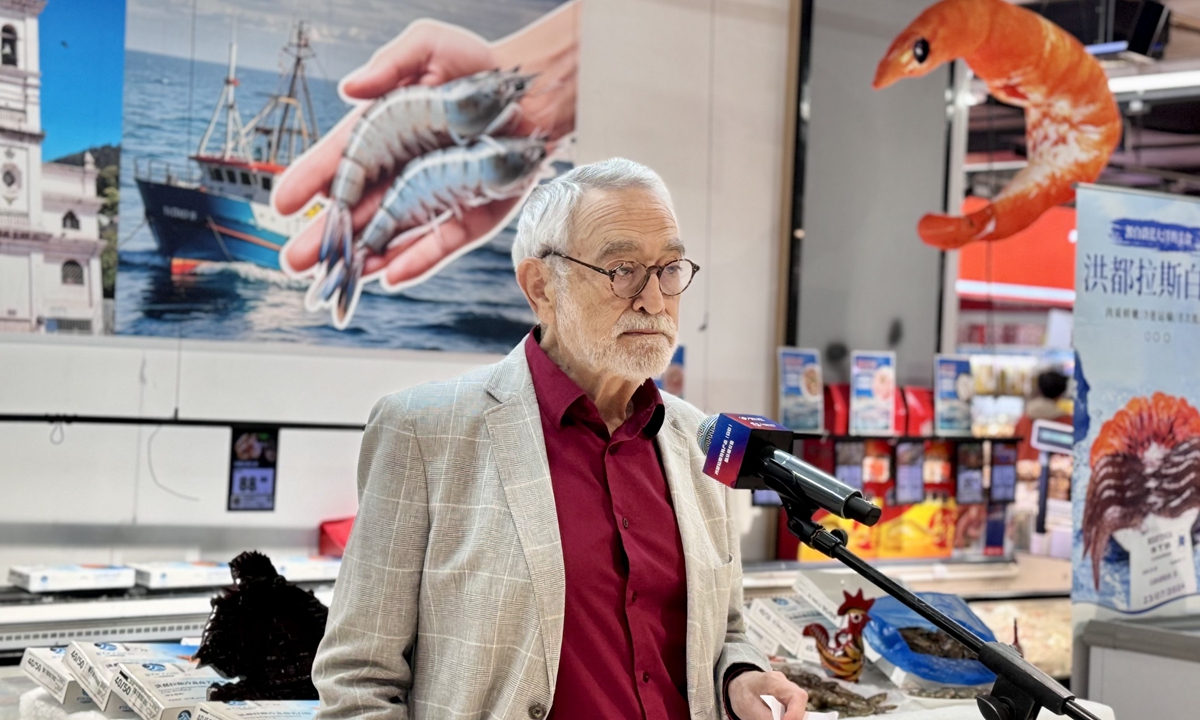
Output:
(516, 257), (555, 326)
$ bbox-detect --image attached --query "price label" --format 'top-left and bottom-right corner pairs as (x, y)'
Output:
(228, 426), (279, 511)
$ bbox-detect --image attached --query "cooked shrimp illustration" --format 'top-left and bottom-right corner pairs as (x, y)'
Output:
(309, 137), (550, 329)
(314, 68), (533, 279)
(873, 0), (1121, 249)
(1084, 393), (1200, 588)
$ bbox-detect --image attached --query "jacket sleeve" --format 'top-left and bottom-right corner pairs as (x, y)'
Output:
(313, 394), (429, 720)
(713, 485), (772, 716)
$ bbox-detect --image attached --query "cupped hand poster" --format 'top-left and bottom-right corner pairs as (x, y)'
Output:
(1073, 184), (1200, 615)
(117, 0), (577, 352)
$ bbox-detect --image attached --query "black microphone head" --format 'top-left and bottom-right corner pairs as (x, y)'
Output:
(846, 495), (882, 526)
(697, 414), (720, 454)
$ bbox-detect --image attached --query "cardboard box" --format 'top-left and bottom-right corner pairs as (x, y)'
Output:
(747, 596), (833, 664)
(21, 646), (99, 713)
(112, 662), (229, 720)
(272, 557), (340, 582)
(9, 564), (136, 593)
(131, 562), (232, 590)
(194, 700), (320, 720)
(65, 642), (197, 713)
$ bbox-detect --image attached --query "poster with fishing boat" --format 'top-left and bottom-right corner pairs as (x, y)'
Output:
(116, 0), (578, 352)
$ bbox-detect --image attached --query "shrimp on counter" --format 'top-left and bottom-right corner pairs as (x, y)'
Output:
(873, 0), (1122, 249)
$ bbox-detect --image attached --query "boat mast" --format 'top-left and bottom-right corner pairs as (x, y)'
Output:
(267, 22), (319, 166)
(197, 25), (249, 160)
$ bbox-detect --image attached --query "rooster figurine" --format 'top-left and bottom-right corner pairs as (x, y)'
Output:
(803, 590), (876, 682)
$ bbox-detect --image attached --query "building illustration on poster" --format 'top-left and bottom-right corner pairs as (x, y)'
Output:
(0, 0), (113, 335)
(116, 0), (578, 353)
(1073, 184), (1200, 617)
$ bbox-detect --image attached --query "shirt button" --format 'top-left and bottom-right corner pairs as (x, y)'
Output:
(642, 671), (650, 683)
(608, 446), (618, 455)
(631, 591), (638, 603)
(528, 703), (547, 719)
(622, 517), (630, 529)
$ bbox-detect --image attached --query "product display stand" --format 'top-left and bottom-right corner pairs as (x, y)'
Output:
(777, 491), (1100, 720)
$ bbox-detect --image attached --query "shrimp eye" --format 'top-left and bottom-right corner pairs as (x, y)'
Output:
(913, 37), (929, 64)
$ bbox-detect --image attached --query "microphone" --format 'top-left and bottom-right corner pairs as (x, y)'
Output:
(697, 413), (882, 526)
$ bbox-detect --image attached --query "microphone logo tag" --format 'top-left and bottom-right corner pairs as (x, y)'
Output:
(702, 414), (790, 487)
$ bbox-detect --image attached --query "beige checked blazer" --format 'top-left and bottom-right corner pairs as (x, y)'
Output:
(313, 339), (769, 720)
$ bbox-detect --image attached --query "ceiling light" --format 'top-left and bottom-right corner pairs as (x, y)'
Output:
(1109, 70), (1200, 94)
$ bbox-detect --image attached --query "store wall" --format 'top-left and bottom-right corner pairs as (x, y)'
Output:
(797, 0), (949, 385)
(0, 0), (794, 573)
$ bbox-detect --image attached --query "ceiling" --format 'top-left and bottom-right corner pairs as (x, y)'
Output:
(969, 1), (1200, 197)
(1163, 0), (1200, 59)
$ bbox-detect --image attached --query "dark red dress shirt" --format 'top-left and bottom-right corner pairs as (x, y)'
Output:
(525, 332), (691, 720)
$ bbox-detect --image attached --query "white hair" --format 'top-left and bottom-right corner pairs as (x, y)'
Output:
(511, 157), (675, 268)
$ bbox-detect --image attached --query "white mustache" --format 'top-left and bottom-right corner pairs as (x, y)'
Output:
(613, 313), (676, 337)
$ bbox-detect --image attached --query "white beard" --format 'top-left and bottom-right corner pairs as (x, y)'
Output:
(555, 287), (677, 383)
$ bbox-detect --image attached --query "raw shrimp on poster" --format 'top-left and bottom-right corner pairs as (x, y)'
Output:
(117, 0), (578, 351)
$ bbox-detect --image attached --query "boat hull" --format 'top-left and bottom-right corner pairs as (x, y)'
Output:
(136, 178), (288, 271)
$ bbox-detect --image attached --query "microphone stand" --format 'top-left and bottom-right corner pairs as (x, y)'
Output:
(775, 491), (1101, 720)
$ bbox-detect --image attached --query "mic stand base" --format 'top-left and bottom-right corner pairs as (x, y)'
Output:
(778, 495), (1099, 720)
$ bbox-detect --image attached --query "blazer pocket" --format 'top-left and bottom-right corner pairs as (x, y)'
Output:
(710, 553), (735, 598)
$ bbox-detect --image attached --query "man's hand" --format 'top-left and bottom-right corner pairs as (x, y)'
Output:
(728, 670), (808, 720)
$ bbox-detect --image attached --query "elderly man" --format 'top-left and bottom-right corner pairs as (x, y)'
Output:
(313, 158), (808, 720)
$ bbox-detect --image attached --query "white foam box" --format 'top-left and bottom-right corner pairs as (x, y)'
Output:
(194, 700), (320, 720)
(272, 557), (340, 583)
(21, 646), (100, 713)
(9, 565), (137, 593)
(19, 686), (112, 720)
(747, 596), (834, 664)
(65, 643), (198, 714)
(743, 608), (785, 657)
(130, 562), (233, 590)
(111, 662), (229, 720)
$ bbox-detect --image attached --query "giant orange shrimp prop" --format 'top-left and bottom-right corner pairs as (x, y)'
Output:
(874, 0), (1122, 250)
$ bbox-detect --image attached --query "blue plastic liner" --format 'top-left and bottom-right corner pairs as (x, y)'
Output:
(863, 592), (998, 686)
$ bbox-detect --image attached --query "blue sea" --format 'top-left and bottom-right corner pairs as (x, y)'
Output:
(116, 50), (538, 353)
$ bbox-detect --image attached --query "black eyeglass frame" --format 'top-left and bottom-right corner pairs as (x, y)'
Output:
(542, 251), (701, 298)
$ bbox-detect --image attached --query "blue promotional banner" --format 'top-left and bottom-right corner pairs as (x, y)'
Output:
(1073, 184), (1200, 616)
(934, 355), (973, 437)
(850, 351), (896, 436)
(778, 347), (824, 433)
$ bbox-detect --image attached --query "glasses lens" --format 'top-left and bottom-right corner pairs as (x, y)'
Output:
(610, 261), (695, 298)
(611, 263), (648, 298)
(659, 260), (694, 296)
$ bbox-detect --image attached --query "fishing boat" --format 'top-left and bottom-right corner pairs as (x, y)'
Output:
(134, 24), (322, 274)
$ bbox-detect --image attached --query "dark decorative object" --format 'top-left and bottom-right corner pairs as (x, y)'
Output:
(196, 551), (328, 700)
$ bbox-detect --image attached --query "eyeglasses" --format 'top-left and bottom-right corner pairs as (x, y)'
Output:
(544, 252), (700, 299)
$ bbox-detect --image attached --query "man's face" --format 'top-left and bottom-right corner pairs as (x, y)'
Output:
(551, 187), (683, 383)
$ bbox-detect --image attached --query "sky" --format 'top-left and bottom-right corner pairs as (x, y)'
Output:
(40, 0), (127, 160)
(124, 0), (567, 79)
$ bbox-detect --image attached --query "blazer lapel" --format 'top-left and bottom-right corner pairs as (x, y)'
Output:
(484, 341), (566, 695)
(657, 411), (718, 716)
